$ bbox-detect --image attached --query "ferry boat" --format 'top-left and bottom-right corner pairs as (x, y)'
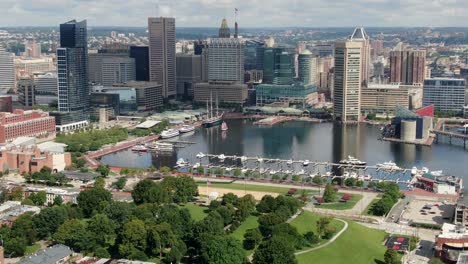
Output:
(339, 155), (367, 166)
(179, 125), (195, 133)
(202, 94), (223, 128)
(221, 121), (228, 131)
(376, 161), (400, 170)
(161, 129), (180, 139)
(131, 145), (148, 152)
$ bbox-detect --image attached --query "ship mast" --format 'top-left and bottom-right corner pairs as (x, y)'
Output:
(216, 93), (219, 117)
(210, 92), (213, 119)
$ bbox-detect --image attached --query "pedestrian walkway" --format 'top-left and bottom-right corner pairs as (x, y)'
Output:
(295, 219), (348, 255)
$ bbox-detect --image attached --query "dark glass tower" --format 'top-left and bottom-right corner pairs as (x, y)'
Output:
(56, 19), (89, 125)
(130, 46), (150, 81)
(263, 47), (294, 85)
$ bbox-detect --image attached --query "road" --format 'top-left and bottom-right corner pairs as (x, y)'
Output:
(386, 196), (413, 223)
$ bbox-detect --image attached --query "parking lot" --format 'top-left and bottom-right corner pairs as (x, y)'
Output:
(401, 199), (454, 225)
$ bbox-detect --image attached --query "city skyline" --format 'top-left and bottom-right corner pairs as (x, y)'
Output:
(1, 0), (468, 28)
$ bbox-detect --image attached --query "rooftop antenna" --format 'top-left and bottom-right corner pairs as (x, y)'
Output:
(234, 8), (238, 38)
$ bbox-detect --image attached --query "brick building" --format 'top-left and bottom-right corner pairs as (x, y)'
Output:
(0, 109), (55, 143)
(0, 145), (71, 174)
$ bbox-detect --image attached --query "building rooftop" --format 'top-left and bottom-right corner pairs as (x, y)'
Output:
(135, 120), (161, 129)
(18, 244), (72, 264)
(349, 27), (368, 40)
(37, 142), (68, 153)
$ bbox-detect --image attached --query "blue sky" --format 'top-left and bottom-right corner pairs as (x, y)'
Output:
(1, 0), (467, 27)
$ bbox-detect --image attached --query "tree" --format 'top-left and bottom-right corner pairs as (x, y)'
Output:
(33, 206), (68, 239)
(344, 178), (357, 187)
(243, 228), (263, 250)
(103, 201), (134, 229)
(96, 165), (110, 177)
(201, 236), (247, 264)
(94, 177), (106, 189)
(384, 248), (401, 264)
(53, 219), (92, 252)
(312, 176), (324, 185)
(4, 237), (27, 257)
(11, 213), (37, 244)
(87, 214), (116, 247)
(258, 213), (284, 237)
(159, 166), (171, 173)
(253, 237), (297, 264)
(53, 196), (63, 206)
(256, 195), (277, 213)
(77, 187), (112, 217)
(304, 231), (319, 245)
(161, 176), (198, 203)
(119, 219), (147, 259)
(163, 239), (187, 264)
(6, 186), (23, 201)
(222, 193), (239, 205)
(322, 183), (336, 203)
(132, 179), (155, 205)
(29, 191), (47, 206)
(316, 217), (332, 238)
(113, 178), (127, 190)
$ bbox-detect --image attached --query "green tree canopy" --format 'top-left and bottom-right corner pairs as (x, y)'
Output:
(200, 236), (247, 264)
(253, 237), (297, 264)
(77, 187), (112, 217)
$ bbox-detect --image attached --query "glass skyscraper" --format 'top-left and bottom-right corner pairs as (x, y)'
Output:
(56, 19), (89, 126)
(263, 47), (294, 85)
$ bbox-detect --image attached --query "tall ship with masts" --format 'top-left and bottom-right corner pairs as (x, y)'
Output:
(202, 93), (223, 128)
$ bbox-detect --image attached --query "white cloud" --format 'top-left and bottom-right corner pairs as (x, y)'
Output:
(0, 0), (467, 27)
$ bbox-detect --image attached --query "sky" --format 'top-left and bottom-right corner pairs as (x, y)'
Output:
(1, 0), (468, 28)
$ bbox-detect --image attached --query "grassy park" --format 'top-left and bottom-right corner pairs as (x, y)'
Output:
(296, 221), (388, 264)
(314, 193), (363, 210)
(196, 181), (292, 194)
(178, 203), (208, 221)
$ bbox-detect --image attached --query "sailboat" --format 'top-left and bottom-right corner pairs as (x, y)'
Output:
(202, 93), (223, 128)
(221, 121), (228, 131)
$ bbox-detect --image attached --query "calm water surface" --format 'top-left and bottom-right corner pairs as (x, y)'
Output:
(101, 120), (468, 186)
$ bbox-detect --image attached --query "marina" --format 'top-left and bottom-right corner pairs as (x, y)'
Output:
(100, 120), (468, 188)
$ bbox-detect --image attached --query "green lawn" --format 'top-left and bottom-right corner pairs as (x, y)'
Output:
(296, 221), (388, 264)
(25, 243), (41, 255)
(314, 193), (363, 210)
(196, 181), (291, 194)
(230, 215), (259, 241)
(179, 203), (208, 221)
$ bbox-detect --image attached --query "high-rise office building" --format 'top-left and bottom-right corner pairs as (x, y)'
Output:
(333, 41), (362, 122)
(176, 54), (202, 98)
(423, 78), (465, 113)
(390, 48), (426, 85)
(263, 47), (294, 85)
(54, 19), (89, 130)
(348, 27), (370, 87)
(218, 18), (231, 38)
(244, 40), (265, 71)
(298, 49), (317, 85)
(129, 46), (150, 81)
(17, 78), (36, 108)
(0, 47), (15, 94)
(89, 53), (135, 85)
(148, 17), (176, 98)
(207, 38), (244, 82)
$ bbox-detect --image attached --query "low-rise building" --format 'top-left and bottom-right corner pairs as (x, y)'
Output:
(0, 201), (40, 226)
(434, 223), (468, 263)
(256, 83), (317, 108)
(18, 244), (74, 264)
(423, 78), (466, 113)
(0, 144), (71, 174)
(0, 109), (55, 143)
(24, 187), (79, 205)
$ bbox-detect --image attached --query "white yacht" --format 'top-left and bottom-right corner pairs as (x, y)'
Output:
(196, 152), (206, 159)
(303, 160), (310, 166)
(161, 129), (180, 139)
(257, 158), (264, 163)
(193, 163), (200, 169)
(339, 155), (367, 166)
(218, 154), (226, 161)
(411, 167), (418, 175)
(179, 125), (195, 133)
(131, 145), (148, 152)
(240, 156), (248, 163)
(176, 158), (186, 167)
(376, 161), (400, 170)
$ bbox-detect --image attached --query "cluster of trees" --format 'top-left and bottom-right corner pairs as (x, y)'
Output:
(369, 182), (402, 216)
(120, 167), (149, 177)
(96, 165), (111, 177)
(384, 248), (401, 264)
(249, 195), (304, 264)
(56, 127), (128, 153)
(24, 167), (69, 186)
(131, 176), (198, 205)
(322, 183), (337, 203)
(344, 178), (364, 187)
(128, 120), (169, 137)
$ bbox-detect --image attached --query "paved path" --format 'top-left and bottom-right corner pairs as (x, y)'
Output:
(295, 219), (348, 255)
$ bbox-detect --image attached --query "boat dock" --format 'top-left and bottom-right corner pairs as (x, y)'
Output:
(253, 116), (292, 126)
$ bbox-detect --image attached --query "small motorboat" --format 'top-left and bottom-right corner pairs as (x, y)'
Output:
(303, 160), (310, 166)
(131, 145), (148, 152)
(218, 154), (226, 161)
(240, 156), (247, 162)
(193, 163), (200, 169)
(176, 158), (186, 167)
(179, 125), (195, 133)
(196, 152), (206, 159)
